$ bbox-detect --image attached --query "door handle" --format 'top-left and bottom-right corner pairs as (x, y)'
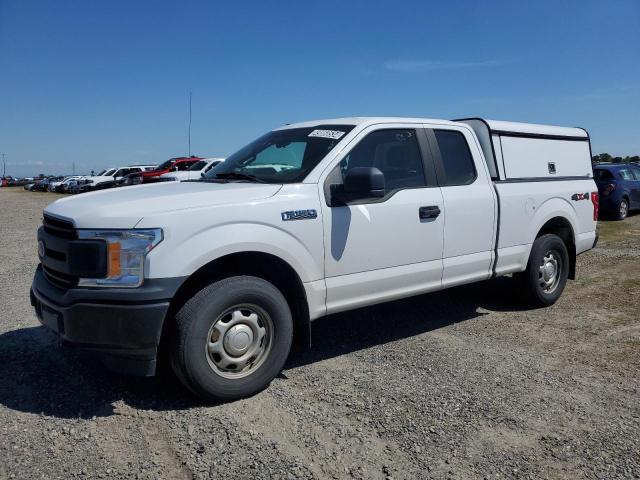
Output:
(419, 205), (441, 220)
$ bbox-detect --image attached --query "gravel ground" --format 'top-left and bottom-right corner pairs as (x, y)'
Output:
(0, 187), (639, 480)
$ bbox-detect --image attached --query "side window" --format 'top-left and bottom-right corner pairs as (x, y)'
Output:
(630, 166), (640, 180)
(434, 130), (476, 186)
(340, 129), (426, 192)
(176, 162), (192, 171)
(619, 168), (634, 180)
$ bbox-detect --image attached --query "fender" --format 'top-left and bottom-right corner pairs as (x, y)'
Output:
(146, 221), (323, 283)
(527, 196), (578, 244)
(495, 195), (578, 276)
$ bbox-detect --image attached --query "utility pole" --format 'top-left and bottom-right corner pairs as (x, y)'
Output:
(1, 154), (5, 178)
(188, 91), (192, 157)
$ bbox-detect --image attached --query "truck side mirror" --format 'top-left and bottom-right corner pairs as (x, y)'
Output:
(330, 167), (385, 205)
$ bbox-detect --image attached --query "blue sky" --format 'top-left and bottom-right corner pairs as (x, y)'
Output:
(1, 0), (639, 177)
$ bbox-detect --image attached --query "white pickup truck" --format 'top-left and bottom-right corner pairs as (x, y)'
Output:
(31, 117), (599, 401)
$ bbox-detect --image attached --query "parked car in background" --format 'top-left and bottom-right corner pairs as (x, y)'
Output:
(159, 157), (224, 182)
(594, 163), (640, 220)
(1, 176), (18, 187)
(24, 182), (35, 190)
(32, 177), (60, 192)
(115, 165), (156, 186)
(49, 176), (84, 193)
(123, 156), (202, 185)
(75, 166), (151, 193)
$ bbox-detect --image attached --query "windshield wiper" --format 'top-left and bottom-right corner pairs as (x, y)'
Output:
(212, 172), (266, 183)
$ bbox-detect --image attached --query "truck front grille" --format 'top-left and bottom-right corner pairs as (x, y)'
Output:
(41, 215), (79, 289)
(43, 214), (77, 239)
(43, 265), (79, 289)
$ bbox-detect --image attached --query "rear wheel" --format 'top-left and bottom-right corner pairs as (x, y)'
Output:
(171, 276), (293, 401)
(615, 198), (629, 220)
(517, 234), (569, 307)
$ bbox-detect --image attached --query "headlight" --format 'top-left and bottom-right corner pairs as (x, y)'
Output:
(76, 229), (163, 287)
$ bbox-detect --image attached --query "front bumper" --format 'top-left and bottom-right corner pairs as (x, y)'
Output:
(30, 265), (185, 376)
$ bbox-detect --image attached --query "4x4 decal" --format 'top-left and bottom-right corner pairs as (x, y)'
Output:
(571, 192), (589, 201)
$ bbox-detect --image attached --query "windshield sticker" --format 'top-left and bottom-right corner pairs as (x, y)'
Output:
(308, 129), (346, 140)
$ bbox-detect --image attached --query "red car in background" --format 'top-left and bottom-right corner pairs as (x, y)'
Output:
(123, 156), (202, 185)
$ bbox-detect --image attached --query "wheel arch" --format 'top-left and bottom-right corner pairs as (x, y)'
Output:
(535, 216), (576, 280)
(159, 251), (311, 363)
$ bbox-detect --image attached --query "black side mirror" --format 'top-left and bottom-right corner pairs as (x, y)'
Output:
(331, 167), (385, 205)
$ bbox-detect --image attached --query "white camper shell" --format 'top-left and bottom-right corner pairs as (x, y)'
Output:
(457, 118), (592, 180)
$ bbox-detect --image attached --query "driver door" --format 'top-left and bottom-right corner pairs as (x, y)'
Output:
(320, 125), (444, 314)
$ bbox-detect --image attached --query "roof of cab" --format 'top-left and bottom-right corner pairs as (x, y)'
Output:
(276, 117), (460, 130)
(277, 116), (588, 138)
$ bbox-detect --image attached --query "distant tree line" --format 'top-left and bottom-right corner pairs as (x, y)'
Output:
(592, 153), (640, 164)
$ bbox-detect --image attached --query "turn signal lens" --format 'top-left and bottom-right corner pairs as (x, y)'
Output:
(107, 242), (122, 277)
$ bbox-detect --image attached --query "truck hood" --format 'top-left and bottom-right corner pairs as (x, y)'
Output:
(45, 181), (282, 229)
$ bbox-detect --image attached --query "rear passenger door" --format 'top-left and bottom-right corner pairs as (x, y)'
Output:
(424, 126), (496, 288)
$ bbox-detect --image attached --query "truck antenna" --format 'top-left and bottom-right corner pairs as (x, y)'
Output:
(188, 91), (192, 157)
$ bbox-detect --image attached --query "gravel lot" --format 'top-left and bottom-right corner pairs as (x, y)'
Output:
(1, 187), (639, 480)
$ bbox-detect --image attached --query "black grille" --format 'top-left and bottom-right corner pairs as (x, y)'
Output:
(43, 265), (79, 289)
(43, 214), (77, 239)
(41, 214), (78, 288)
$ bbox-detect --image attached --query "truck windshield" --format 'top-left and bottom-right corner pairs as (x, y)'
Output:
(203, 125), (355, 184)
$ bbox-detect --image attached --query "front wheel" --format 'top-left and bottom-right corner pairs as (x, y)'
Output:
(516, 234), (569, 307)
(171, 276), (293, 402)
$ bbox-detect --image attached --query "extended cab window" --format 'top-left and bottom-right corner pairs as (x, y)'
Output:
(340, 129), (426, 191)
(434, 130), (476, 186)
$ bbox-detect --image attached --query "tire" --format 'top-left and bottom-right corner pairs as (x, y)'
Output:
(517, 234), (569, 308)
(171, 275), (293, 402)
(615, 198), (629, 221)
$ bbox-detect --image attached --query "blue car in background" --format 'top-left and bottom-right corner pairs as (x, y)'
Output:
(593, 163), (640, 220)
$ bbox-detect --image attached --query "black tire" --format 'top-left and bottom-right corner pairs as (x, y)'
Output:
(517, 234), (569, 307)
(614, 198), (629, 221)
(171, 275), (293, 402)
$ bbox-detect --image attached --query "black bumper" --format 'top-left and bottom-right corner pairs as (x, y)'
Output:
(31, 266), (185, 376)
